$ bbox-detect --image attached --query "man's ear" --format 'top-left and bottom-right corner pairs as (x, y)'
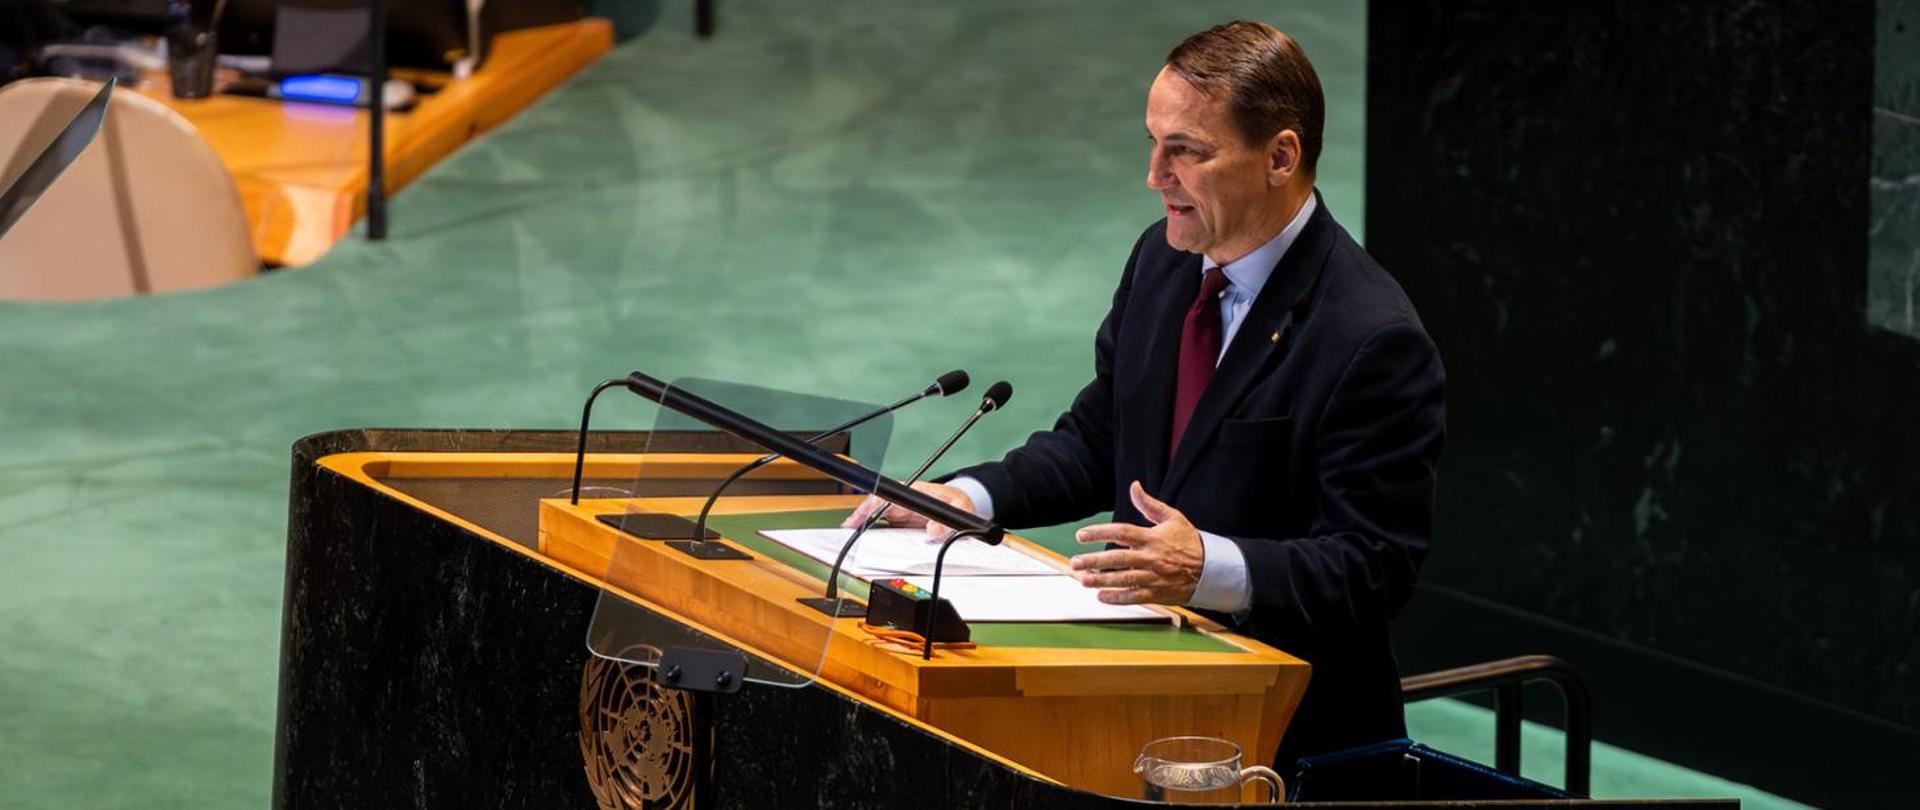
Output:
(1267, 130), (1301, 187)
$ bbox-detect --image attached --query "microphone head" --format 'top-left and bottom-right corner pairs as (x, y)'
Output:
(981, 381), (1013, 412)
(932, 369), (970, 397)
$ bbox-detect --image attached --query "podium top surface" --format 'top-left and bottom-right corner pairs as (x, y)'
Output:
(320, 451), (1302, 660)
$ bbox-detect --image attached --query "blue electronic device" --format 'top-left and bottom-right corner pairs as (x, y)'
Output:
(278, 74), (363, 104)
(236, 74), (416, 109)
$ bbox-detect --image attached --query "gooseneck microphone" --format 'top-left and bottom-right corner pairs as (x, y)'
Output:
(685, 370), (970, 547)
(806, 381), (1014, 618)
(569, 370), (968, 506)
(569, 377), (629, 505)
(924, 527), (997, 659)
(620, 370), (1002, 543)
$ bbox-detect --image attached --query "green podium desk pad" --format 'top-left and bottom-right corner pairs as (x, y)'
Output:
(696, 508), (1242, 654)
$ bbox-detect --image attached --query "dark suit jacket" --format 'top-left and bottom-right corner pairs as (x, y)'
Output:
(951, 196), (1446, 765)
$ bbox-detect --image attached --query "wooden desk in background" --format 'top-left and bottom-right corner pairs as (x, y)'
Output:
(133, 19), (613, 267)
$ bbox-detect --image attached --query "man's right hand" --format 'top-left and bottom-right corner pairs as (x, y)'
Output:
(841, 481), (977, 540)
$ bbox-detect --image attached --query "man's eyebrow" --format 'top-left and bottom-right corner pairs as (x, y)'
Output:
(1146, 128), (1208, 145)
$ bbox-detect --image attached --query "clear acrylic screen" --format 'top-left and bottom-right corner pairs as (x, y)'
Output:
(583, 377), (890, 688)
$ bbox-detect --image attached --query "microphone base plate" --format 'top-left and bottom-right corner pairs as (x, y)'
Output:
(796, 596), (867, 620)
(666, 540), (753, 561)
(597, 513), (718, 541)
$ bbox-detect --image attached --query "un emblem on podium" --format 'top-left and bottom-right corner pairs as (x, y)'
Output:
(580, 647), (697, 809)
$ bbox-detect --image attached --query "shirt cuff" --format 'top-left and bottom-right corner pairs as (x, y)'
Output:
(945, 476), (995, 522)
(1188, 530), (1253, 616)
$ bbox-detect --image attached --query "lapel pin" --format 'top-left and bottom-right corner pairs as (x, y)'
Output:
(1269, 329), (1282, 344)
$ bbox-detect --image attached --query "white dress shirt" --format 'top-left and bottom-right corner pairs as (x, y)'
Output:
(951, 194), (1318, 615)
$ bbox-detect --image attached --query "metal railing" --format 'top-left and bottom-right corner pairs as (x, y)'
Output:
(1400, 654), (1593, 795)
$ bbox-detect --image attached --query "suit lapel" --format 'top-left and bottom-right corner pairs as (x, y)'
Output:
(1161, 199), (1337, 499)
(1132, 250), (1202, 494)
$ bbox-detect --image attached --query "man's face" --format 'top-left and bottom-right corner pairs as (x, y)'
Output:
(1145, 66), (1282, 261)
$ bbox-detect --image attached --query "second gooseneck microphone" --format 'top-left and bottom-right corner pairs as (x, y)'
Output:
(807, 381), (1013, 617)
(684, 370), (971, 546)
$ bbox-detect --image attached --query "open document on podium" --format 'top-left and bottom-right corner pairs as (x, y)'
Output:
(762, 528), (1165, 623)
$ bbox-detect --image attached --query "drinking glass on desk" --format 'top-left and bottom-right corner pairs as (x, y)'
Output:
(1135, 736), (1285, 804)
(165, 25), (217, 99)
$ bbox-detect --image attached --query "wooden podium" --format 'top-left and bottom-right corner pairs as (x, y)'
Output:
(536, 475), (1309, 796)
(277, 428), (1309, 807)
(278, 429), (1734, 808)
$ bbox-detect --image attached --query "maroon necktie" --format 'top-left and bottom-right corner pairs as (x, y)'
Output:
(1170, 267), (1230, 456)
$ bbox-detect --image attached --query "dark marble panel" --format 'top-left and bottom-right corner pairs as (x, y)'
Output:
(1367, 0), (1919, 741)
(276, 440), (605, 807)
(1871, 109), (1920, 338)
(1878, 0), (1920, 115)
(1873, 0), (1920, 338)
(1393, 584), (1916, 806)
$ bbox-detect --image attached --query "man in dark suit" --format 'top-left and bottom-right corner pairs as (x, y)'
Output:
(846, 20), (1445, 765)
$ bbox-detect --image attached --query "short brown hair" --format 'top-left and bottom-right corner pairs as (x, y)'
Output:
(1165, 21), (1324, 174)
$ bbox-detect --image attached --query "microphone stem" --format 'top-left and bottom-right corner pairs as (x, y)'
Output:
(625, 370), (998, 540)
(691, 388), (930, 543)
(906, 406), (988, 484)
(570, 378), (626, 505)
(823, 510), (889, 602)
(923, 527), (989, 660)
(577, 378), (921, 508)
(823, 406), (989, 602)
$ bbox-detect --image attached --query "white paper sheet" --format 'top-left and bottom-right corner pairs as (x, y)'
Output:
(760, 528), (1170, 623)
(760, 527), (1062, 578)
(895, 575), (1165, 623)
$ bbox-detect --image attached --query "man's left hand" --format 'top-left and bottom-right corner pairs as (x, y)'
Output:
(1070, 480), (1204, 605)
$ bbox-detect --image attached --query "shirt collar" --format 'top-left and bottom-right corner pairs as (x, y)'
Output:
(1201, 193), (1318, 300)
